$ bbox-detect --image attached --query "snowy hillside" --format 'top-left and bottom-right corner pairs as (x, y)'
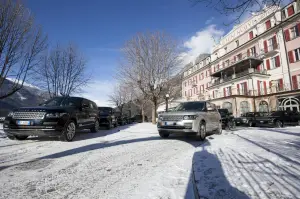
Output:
(0, 79), (49, 117)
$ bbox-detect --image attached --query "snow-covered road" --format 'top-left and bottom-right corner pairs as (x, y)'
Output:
(0, 123), (198, 199)
(193, 126), (300, 199)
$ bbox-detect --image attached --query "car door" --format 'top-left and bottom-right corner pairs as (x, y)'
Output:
(283, 111), (292, 125)
(211, 104), (220, 130)
(81, 99), (91, 127)
(89, 101), (98, 125)
(205, 102), (214, 132)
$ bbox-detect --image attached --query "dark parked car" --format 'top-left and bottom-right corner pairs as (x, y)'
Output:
(237, 112), (268, 127)
(132, 115), (147, 123)
(218, 109), (235, 129)
(3, 97), (100, 141)
(255, 110), (300, 128)
(98, 107), (118, 129)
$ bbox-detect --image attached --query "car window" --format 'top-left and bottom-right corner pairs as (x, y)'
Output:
(173, 102), (205, 111)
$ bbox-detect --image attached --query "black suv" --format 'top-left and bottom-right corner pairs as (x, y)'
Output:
(218, 109), (235, 129)
(255, 110), (300, 128)
(98, 107), (118, 129)
(3, 97), (100, 141)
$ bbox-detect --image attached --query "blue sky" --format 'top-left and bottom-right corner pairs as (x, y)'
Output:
(25, 0), (229, 105)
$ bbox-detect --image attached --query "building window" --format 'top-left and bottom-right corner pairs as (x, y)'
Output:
(240, 101), (250, 115)
(282, 10), (286, 20)
(235, 40), (239, 48)
(223, 86), (231, 97)
(287, 5), (295, 17)
(250, 46), (256, 56)
(185, 91), (187, 96)
(225, 59), (230, 67)
(215, 53), (218, 58)
(279, 97), (300, 112)
(259, 101), (269, 112)
(239, 82), (248, 95)
(222, 102), (233, 113)
(271, 57), (276, 69)
(265, 20), (271, 30)
(224, 47), (227, 54)
(237, 53), (242, 61)
(184, 82), (187, 87)
(290, 25), (300, 40)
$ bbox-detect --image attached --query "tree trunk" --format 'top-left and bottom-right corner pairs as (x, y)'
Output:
(141, 105), (145, 123)
(152, 99), (157, 124)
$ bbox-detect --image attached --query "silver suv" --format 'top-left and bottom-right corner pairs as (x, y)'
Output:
(157, 101), (222, 140)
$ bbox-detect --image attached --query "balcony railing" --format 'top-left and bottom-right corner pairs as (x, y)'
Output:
(261, 43), (278, 55)
(212, 52), (262, 76)
(210, 69), (269, 87)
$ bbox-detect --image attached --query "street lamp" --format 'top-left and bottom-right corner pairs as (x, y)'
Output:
(165, 94), (170, 112)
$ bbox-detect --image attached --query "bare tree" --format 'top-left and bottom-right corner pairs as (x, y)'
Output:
(191, 0), (298, 24)
(118, 32), (181, 124)
(38, 44), (90, 98)
(0, 0), (47, 99)
(108, 84), (130, 117)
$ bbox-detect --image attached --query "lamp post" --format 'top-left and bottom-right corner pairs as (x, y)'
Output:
(165, 94), (170, 112)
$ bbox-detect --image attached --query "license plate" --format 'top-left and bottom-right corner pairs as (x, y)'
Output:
(17, 121), (31, 125)
(164, 122), (174, 126)
(260, 121), (264, 123)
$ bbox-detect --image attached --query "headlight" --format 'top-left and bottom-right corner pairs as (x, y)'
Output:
(183, 115), (197, 120)
(7, 111), (14, 117)
(45, 112), (66, 118)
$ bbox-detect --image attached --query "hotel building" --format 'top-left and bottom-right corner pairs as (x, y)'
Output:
(182, 0), (300, 116)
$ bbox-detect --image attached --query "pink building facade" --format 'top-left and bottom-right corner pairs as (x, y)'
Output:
(182, 0), (300, 116)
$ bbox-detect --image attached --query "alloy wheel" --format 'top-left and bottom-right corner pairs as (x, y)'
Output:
(200, 124), (206, 139)
(66, 122), (76, 140)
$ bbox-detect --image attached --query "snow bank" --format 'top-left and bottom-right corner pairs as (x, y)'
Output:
(193, 127), (300, 199)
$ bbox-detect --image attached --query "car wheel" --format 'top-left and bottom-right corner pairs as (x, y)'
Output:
(276, 120), (283, 128)
(196, 122), (206, 141)
(248, 121), (253, 127)
(228, 120), (236, 130)
(298, 120), (300, 126)
(90, 119), (100, 133)
(7, 135), (15, 140)
(60, 121), (76, 142)
(15, 135), (28, 140)
(159, 131), (169, 138)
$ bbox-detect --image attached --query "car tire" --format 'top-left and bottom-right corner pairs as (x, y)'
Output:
(276, 120), (283, 128)
(7, 135), (15, 140)
(196, 122), (206, 141)
(298, 120), (300, 126)
(159, 131), (169, 138)
(60, 121), (76, 142)
(90, 119), (100, 133)
(15, 135), (28, 140)
(248, 121), (253, 127)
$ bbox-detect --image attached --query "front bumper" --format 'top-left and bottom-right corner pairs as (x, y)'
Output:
(4, 127), (62, 137)
(157, 120), (197, 133)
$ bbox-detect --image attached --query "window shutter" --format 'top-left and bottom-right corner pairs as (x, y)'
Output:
(249, 31), (254, 39)
(279, 79), (283, 90)
(275, 56), (280, 67)
(247, 49), (250, 57)
(287, 5), (295, 16)
(266, 20), (271, 29)
(285, 29), (290, 41)
(288, 51), (294, 63)
(264, 81), (267, 94)
(297, 24), (300, 36)
(292, 75), (298, 89)
(257, 80), (261, 95)
(223, 88), (226, 97)
(264, 41), (268, 53)
(266, 59), (271, 70)
(237, 84), (240, 94)
(273, 36), (277, 49)
(244, 82), (248, 94)
(257, 64), (260, 71)
(269, 81), (272, 88)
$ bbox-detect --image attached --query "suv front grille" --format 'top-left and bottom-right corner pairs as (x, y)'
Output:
(13, 112), (46, 120)
(161, 115), (183, 121)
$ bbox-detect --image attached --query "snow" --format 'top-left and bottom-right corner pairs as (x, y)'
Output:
(2, 123), (300, 199)
(0, 123), (197, 199)
(193, 126), (300, 199)
(6, 77), (41, 90)
(16, 92), (27, 101)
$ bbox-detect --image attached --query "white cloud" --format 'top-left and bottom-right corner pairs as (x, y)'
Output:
(79, 79), (114, 107)
(205, 17), (215, 24)
(180, 25), (224, 66)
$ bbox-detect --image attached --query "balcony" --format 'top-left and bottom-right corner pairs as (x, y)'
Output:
(211, 53), (263, 77)
(261, 43), (279, 57)
(210, 69), (270, 87)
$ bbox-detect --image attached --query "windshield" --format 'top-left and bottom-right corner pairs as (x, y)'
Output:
(98, 107), (112, 114)
(173, 102), (205, 112)
(41, 97), (78, 107)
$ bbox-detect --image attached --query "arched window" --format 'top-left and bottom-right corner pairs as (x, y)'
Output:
(222, 102), (233, 113)
(259, 101), (269, 112)
(240, 101), (250, 114)
(279, 97), (300, 112)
